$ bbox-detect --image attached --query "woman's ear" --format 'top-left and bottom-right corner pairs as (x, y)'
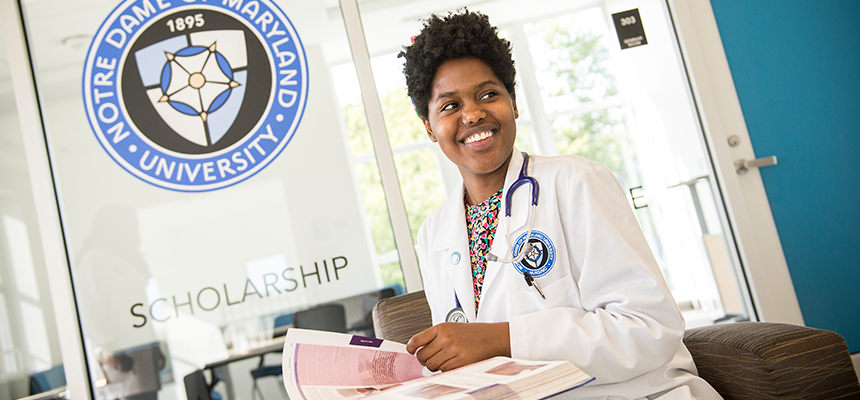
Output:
(422, 118), (438, 142)
(511, 91), (519, 119)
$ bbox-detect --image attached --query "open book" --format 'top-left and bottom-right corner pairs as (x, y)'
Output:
(281, 328), (594, 400)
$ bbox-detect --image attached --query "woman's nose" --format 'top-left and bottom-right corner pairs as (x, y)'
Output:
(461, 102), (486, 126)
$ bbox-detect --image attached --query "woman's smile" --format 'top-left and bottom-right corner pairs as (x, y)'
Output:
(462, 125), (497, 148)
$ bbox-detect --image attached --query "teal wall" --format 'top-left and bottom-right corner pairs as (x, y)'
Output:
(710, 0), (860, 352)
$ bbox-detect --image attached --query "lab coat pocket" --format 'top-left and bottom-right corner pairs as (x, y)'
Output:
(506, 275), (580, 317)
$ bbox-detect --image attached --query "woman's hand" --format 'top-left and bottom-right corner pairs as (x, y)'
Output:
(406, 322), (511, 372)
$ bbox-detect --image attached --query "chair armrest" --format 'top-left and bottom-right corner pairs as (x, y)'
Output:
(372, 290), (433, 344)
(684, 322), (860, 399)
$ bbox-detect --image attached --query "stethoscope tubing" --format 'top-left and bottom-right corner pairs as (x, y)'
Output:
(504, 152), (539, 217)
(449, 152), (544, 323)
(488, 152), (539, 263)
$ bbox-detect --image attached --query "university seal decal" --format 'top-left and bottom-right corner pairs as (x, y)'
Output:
(512, 230), (556, 278)
(83, 0), (308, 192)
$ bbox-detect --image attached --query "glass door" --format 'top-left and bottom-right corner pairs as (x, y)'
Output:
(18, 0), (408, 399)
(356, 0), (752, 326)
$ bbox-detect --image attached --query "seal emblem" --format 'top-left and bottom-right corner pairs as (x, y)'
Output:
(83, 0), (308, 192)
(512, 230), (555, 278)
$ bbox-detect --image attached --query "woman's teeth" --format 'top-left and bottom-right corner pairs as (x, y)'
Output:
(464, 131), (493, 144)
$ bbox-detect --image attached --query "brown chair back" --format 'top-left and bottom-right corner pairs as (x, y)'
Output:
(371, 290), (433, 344)
(684, 322), (860, 399)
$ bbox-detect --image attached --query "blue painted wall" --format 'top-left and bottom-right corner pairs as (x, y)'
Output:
(710, 0), (860, 352)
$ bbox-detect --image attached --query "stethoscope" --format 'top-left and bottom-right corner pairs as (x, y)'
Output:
(446, 152), (546, 323)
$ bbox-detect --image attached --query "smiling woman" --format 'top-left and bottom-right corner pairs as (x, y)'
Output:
(399, 9), (721, 399)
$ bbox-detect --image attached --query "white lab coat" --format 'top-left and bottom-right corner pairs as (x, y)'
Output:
(416, 150), (722, 400)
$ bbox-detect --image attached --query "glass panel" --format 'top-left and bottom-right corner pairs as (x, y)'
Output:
(549, 108), (632, 187)
(20, 0), (404, 398)
(333, 53), (449, 245)
(526, 9), (619, 114)
(0, 15), (63, 397)
(358, 0), (750, 326)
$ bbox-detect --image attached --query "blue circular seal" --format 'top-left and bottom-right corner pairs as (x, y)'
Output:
(512, 230), (555, 278)
(83, 0), (308, 192)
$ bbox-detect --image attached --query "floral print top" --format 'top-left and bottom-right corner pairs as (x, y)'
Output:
(465, 188), (503, 313)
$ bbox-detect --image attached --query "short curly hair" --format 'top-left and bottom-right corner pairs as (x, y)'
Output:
(399, 9), (516, 120)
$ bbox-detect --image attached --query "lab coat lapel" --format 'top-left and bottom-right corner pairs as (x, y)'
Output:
(430, 183), (477, 322)
(481, 150), (528, 318)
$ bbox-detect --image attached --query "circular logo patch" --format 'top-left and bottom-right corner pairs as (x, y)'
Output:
(512, 230), (555, 278)
(83, 0), (308, 192)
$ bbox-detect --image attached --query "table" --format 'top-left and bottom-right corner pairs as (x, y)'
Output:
(201, 336), (286, 400)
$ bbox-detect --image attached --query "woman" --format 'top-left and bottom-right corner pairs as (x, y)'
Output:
(400, 10), (721, 400)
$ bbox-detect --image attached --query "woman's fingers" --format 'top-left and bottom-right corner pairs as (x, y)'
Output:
(407, 322), (511, 371)
(415, 338), (445, 366)
(406, 326), (438, 354)
(421, 346), (456, 371)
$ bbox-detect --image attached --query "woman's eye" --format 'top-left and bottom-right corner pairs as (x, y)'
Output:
(440, 102), (458, 112)
(480, 91), (498, 101)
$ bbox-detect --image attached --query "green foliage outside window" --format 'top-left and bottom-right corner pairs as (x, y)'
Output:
(529, 14), (635, 187)
(531, 17), (618, 103)
(530, 12), (661, 269)
(393, 149), (445, 242)
(343, 97), (374, 156)
(344, 100), (399, 287)
(552, 109), (628, 186)
(381, 88), (427, 146)
(343, 89), (446, 288)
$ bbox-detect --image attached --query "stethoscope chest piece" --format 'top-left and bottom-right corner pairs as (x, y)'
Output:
(445, 307), (468, 323)
(450, 251), (461, 265)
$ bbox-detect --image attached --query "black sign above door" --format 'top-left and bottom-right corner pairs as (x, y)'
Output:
(612, 9), (648, 49)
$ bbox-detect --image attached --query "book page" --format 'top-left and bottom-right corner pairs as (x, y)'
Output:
(366, 357), (593, 400)
(293, 343), (425, 386)
(282, 329), (428, 400)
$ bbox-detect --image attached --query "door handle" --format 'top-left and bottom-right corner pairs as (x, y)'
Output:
(734, 156), (777, 174)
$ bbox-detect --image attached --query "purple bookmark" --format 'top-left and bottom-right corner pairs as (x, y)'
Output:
(350, 335), (384, 348)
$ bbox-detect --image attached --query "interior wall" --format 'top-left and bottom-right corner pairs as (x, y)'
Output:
(710, 0), (860, 352)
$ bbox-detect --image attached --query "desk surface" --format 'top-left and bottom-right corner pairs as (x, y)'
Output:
(204, 336), (286, 370)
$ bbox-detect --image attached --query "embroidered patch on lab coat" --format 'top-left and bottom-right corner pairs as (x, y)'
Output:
(512, 230), (555, 278)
